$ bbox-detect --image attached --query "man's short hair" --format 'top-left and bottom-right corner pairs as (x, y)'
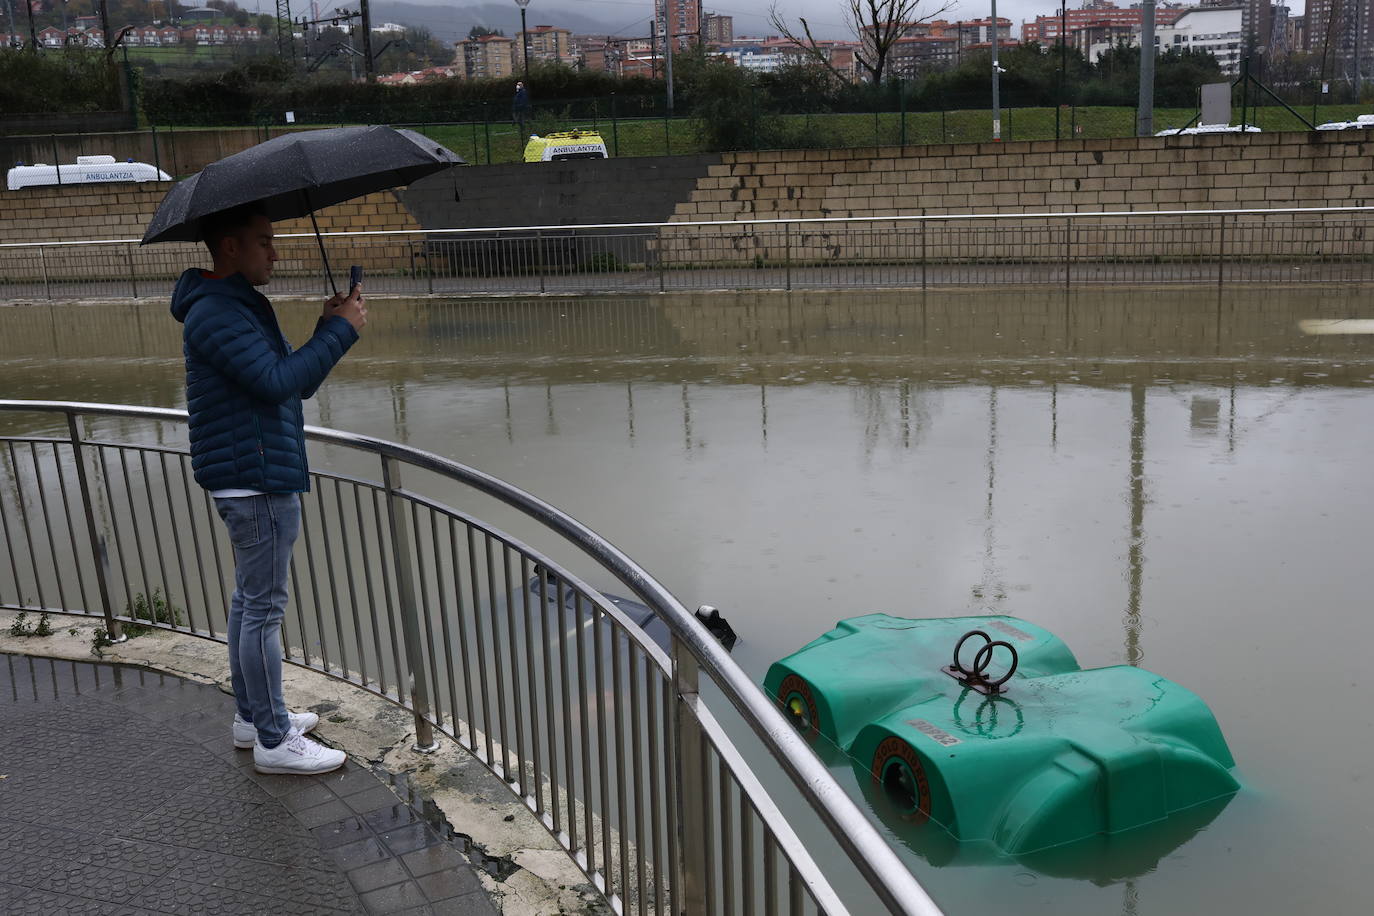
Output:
(200, 202), (269, 257)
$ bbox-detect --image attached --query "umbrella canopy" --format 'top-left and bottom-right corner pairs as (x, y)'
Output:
(141, 125), (463, 245)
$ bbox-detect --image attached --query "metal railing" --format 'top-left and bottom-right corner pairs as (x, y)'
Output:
(0, 399), (943, 916)
(4, 206), (1374, 302)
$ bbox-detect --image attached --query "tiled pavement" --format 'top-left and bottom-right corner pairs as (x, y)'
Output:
(0, 652), (500, 916)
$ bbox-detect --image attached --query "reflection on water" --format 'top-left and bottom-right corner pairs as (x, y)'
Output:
(3, 287), (1373, 915)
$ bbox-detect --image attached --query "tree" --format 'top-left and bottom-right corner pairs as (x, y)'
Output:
(468, 26), (503, 40)
(769, 0), (953, 84)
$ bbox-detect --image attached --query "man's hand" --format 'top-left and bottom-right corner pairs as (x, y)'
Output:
(324, 285), (366, 332)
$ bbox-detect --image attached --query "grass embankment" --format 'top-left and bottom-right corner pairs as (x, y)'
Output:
(150, 103), (1374, 167)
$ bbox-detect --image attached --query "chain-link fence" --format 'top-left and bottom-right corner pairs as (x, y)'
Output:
(8, 94), (1374, 179)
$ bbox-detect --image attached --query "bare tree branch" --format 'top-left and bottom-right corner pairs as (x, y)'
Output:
(773, 0), (954, 84)
(767, 3), (849, 84)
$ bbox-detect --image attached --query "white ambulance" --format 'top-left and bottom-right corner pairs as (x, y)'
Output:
(7, 155), (172, 190)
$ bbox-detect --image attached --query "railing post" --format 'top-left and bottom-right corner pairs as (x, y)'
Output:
(671, 636), (709, 916)
(1065, 216), (1072, 290)
(784, 220), (792, 291)
(381, 454), (440, 754)
(1218, 213), (1227, 290)
(66, 413), (123, 643)
(537, 229), (546, 294)
(125, 243), (138, 298)
(921, 216), (927, 290)
(658, 226), (666, 292)
(39, 245), (50, 300)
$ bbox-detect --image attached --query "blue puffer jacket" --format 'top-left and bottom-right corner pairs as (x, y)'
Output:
(170, 269), (358, 493)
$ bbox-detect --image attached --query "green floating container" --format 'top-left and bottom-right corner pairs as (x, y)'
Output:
(764, 614), (1238, 855)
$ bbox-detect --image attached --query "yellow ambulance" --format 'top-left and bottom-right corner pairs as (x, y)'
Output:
(522, 130), (609, 163)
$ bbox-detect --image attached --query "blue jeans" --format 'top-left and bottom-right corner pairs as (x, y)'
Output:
(214, 493), (300, 749)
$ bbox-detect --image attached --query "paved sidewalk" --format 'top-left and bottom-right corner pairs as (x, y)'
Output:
(0, 652), (499, 916)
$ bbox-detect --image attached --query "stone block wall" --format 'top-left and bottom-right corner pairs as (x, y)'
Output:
(0, 183), (422, 284)
(671, 131), (1374, 220)
(656, 131), (1374, 267)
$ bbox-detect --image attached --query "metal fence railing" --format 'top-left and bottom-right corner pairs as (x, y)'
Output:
(0, 400), (944, 916)
(8, 98), (1372, 175)
(4, 207), (1374, 302)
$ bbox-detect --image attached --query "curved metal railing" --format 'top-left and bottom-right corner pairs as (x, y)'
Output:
(0, 399), (943, 916)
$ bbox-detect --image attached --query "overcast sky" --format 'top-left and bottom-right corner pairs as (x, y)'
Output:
(569, 0), (1306, 39)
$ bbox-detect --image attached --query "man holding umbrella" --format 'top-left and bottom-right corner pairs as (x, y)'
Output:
(145, 125), (463, 775)
(171, 202), (365, 775)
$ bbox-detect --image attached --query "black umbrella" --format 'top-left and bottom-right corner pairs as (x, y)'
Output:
(141, 125), (464, 292)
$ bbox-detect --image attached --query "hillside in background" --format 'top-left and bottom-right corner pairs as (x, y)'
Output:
(369, 2), (638, 45)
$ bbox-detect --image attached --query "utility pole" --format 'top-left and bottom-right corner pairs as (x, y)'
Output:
(1138, 0), (1156, 136)
(650, 19), (658, 79)
(25, 0), (37, 50)
(1355, 0), (1363, 95)
(276, 0), (295, 62)
(990, 2), (1002, 140)
(665, 28), (675, 112)
(359, 0), (374, 82)
(1058, 5), (1067, 139)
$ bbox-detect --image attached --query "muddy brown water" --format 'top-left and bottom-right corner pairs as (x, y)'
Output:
(1, 286), (1371, 914)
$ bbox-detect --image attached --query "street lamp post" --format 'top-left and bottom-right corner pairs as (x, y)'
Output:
(990, 0), (1002, 141)
(515, 0), (531, 75)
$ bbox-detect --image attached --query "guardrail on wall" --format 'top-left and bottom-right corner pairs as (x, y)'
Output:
(0, 399), (944, 916)
(4, 206), (1373, 301)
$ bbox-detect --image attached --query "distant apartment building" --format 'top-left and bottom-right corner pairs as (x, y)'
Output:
(656, 0), (700, 51)
(867, 19), (1011, 78)
(1154, 6), (1245, 73)
(714, 35), (859, 80)
(576, 33), (680, 76)
(889, 34), (960, 75)
(576, 35), (610, 71)
(457, 33), (515, 79)
(1022, 2), (1185, 50)
(517, 24), (576, 66)
(1304, 0), (1374, 81)
(702, 12), (733, 45)
(1285, 13), (1305, 51)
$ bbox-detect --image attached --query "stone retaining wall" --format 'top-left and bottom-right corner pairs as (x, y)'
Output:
(655, 131), (1374, 267)
(0, 183), (422, 283)
(6, 130), (1374, 285)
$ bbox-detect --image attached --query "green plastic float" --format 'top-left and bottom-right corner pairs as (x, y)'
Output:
(764, 614), (1238, 856)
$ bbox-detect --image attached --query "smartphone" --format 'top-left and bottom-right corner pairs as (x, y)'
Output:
(348, 265), (364, 293)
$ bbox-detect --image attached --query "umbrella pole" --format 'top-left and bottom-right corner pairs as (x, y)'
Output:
(309, 208), (340, 298)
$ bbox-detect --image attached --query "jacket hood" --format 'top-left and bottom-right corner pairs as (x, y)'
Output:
(170, 268), (259, 323)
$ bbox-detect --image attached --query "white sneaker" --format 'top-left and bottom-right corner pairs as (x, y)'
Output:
(233, 711), (321, 749)
(253, 732), (346, 775)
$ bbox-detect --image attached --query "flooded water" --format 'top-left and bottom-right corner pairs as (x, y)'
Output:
(2, 287), (1373, 914)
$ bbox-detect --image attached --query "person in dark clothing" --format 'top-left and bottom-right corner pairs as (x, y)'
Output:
(170, 202), (366, 775)
(513, 80), (532, 138)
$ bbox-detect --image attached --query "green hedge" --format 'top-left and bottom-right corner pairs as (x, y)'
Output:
(0, 48), (123, 114)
